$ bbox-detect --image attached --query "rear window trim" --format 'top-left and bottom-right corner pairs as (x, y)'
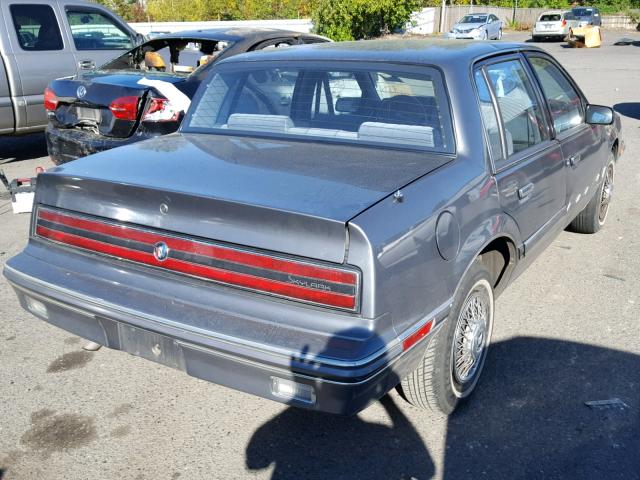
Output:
(182, 59), (457, 155)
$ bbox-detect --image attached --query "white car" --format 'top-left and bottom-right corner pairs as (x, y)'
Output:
(448, 13), (503, 40)
(532, 11), (577, 42)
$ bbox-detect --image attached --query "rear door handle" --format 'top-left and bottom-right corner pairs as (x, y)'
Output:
(568, 154), (581, 167)
(78, 60), (95, 70)
(518, 183), (534, 199)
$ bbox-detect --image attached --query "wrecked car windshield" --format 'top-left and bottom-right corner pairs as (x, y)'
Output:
(99, 38), (234, 76)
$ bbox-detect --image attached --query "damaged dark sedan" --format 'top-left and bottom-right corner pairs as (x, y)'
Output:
(44, 28), (329, 164)
(5, 40), (623, 415)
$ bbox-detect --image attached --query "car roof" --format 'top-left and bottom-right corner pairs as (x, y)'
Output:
(219, 39), (542, 67)
(150, 28), (321, 42)
(540, 10), (565, 15)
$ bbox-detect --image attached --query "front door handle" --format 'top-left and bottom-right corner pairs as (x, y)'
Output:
(78, 60), (95, 70)
(518, 183), (534, 199)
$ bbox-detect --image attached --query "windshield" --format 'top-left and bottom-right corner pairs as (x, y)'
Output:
(99, 38), (234, 76)
(572, 8), (593, 17)
(186, 63), (454, 153)
(539, 14), (562, 21)
(460, 15), (487, 24)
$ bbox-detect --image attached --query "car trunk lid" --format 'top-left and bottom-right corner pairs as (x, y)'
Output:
(35, 133), (452, 264)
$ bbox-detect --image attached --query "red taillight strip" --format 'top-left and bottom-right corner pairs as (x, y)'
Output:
(37, 209), (357, 286)
(35, 209), (360, 311)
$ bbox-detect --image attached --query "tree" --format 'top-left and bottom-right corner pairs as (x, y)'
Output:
(312, 0), (422, 40)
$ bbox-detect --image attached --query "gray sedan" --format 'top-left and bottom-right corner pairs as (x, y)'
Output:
(448, 13), (503, 40)
(4, 40), (622, 416)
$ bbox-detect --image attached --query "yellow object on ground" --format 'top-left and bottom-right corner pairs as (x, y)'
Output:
(144, 51), (166, 70)
(567, 26), (602, 48)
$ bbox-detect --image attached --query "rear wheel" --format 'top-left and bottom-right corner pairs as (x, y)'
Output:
(569, 155), (615, 234)
(398, 261), (494, 414)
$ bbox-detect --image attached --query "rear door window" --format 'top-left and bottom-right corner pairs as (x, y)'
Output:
(10, 4), (63, 51)
(188, 63), (454, 153)
(66, 10), (132, 50)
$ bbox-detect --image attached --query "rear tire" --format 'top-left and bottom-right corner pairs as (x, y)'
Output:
(398, 260), (494, 414)
(569, 155), (615, 234)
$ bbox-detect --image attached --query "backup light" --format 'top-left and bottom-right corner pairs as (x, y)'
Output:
(271, 377), (316, 404)
(25, 296), (48, 319)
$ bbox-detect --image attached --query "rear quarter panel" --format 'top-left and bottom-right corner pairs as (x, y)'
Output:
(347, 58), (523, 334)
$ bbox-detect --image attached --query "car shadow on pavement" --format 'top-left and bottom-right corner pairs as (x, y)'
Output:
(0, 133), (48, 164)
(245, 328), (435, 480)
(613, 103), (640, 120)
(246, 336), (639, 480)
(443, 337), (639, 479)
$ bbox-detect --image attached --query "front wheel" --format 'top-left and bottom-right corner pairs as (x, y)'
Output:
(497, 28), (503, 40)
(569, 155), (615, 234)
(481, 30), (488, 40)
(398, 260), (494, 414)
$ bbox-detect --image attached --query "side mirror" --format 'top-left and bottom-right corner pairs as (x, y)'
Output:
(585, 104), (614, 125)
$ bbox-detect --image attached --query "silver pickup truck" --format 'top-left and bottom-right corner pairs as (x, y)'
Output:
(0, 0), (141, 137)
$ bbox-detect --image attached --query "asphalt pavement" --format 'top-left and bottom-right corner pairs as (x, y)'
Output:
(0, 30), (639, 480)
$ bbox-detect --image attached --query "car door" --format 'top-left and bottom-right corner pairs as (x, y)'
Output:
(0, 57), (14, 133)
(2, 1), (77, 130)
(60, 3), (135, 73)
(526, 53), (607, 221)
(474, 55), (566, 255)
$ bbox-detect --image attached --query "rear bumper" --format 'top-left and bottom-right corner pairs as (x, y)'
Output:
(532, 29), (567, 37)
(4, 245), (446, 414)
(45, 125), (147, 165)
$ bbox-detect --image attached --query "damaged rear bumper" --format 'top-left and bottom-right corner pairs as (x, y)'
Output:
(45, 125), (146, 165)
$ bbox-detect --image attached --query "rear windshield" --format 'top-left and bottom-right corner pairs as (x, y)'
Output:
(540, 14), (562, 21)
(572, 8), (593, 16)
(186, 63), (454, 153)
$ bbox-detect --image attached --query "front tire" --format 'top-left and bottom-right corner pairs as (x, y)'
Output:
(398, 260), (494, 414)
(569, 155), (615, 234)
(497, 28), (503, 40)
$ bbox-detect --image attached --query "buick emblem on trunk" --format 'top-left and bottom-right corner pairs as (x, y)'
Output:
(76, 86), (86, 98)
(153, 242), (169, 262)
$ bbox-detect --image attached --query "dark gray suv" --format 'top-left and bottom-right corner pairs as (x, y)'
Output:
(571, 7), (602, 26)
